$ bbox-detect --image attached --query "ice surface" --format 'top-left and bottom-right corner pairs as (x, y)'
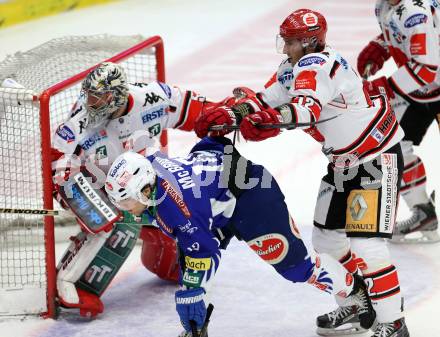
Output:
(0, 0), (439, 336)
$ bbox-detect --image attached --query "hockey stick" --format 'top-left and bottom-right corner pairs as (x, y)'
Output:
(0, 207), (62, 216)
(189, 303), (214, 337)
(209, 115), (338, 131)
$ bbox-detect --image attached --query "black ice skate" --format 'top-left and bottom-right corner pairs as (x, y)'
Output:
(370, 318), (409, 337)
(392, 197), (439, 244)
(316, 275), (376, 336)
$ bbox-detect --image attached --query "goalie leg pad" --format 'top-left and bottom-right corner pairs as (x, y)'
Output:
(140, 226), (179, 282)
(57, 221), (140, 317)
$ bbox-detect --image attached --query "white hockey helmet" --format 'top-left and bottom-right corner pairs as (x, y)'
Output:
(105, 151), (156, 210)
(81, 62), (129, 126)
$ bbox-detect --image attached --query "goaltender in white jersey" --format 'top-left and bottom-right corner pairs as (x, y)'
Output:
(52, 62), (213, 318)
(53, 80), (201, 174)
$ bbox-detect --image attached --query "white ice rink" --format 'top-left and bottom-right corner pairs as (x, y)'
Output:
(1, 0), (439, 336)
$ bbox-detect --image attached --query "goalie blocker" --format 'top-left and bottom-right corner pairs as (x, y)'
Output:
(56, 171), (179, 317)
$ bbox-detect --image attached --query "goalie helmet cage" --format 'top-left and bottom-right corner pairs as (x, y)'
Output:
(0, 35), (166, 318)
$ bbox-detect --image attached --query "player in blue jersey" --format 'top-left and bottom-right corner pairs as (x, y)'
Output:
(104, 136), (376, 337)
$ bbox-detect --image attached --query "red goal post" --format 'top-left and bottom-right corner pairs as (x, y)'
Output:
(0, 35), (166, 318)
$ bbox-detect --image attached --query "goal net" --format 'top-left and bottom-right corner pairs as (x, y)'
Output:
(0, 34), (166, 317)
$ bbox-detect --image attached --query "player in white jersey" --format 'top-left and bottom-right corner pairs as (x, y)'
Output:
(358, 0), (440, 243)
(195, 8), (409, 337)
(52, 62), (221, 317)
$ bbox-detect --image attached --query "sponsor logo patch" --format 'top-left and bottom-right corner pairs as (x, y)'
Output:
(161, 179), (191, 218)
(298, 56), (325, 67)
(185, 256), (211, 271)
(345, 190), (379, 233)
(116, 170), (132, 188)
(278, 69), (294, 85)
(303, 12), (318, 26)
(80, 130), (108, 151)
(141, 107), (165, 124)
(404, 13), (428, 28)
(158, 82), (172, 98)
(410, 33), (427, 55)
(56, 124), (75, 143)
(294, 70), (317, 91)
(183, 271), (203, 287)
(247, 233), (289, 265)
(156, 213), (173, 234)
(95, 145), (107, 160)
(109, 159), (127, 178)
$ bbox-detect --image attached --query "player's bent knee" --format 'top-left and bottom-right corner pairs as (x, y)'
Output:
(350, 237), (391, 274)
(312, 227), (350, 260)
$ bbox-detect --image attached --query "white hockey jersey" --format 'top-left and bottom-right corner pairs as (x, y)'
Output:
(376, 0), (440, 102)
(52, 82), (201, 175)
(261, 46), (404, 167)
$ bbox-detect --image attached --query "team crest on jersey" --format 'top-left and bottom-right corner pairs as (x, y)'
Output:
(56, 124), (75, 143)
(298, 56), (326, 67)
(247, 233), (289, 265)
(404, 13), (427, 28)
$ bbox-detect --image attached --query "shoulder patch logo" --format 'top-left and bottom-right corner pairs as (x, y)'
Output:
(404, 13), (427, 28)
(298, 56), (326, 67)
(158, 82), (172, 98)
(277, 69), (294, 85)
(56, 124), (75, 143)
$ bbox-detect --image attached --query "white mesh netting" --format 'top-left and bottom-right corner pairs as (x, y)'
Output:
(0, 34), (160, 315)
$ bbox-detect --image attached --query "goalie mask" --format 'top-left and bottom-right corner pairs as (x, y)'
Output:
(82, 62), (129, 127)
(105, 152), (156, 212)
(277, 9), (327, 53)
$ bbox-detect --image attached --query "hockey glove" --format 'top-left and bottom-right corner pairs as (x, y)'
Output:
(357, 35), (390, 78)
(240, 108), (283, 141)
(364, 76), (395, 99)
(194, 106), (238, 138)
(175, 287), (207, 332)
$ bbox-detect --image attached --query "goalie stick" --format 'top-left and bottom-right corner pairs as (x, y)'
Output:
(0, 207), (63, 216)
(209, 115), (338, 131)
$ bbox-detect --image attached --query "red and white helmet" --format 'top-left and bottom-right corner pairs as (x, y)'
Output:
(277, 9), (327, 52)
(105, 151), (156, 210)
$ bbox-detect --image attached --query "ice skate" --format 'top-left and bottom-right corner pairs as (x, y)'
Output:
(316, 276), (376, 336)
(392, 198), (439, 244)
(370, 318), (409, 337)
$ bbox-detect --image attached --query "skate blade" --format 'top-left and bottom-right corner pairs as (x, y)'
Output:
(316, 322), (367, 336)
(390, 230), (440, 244)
